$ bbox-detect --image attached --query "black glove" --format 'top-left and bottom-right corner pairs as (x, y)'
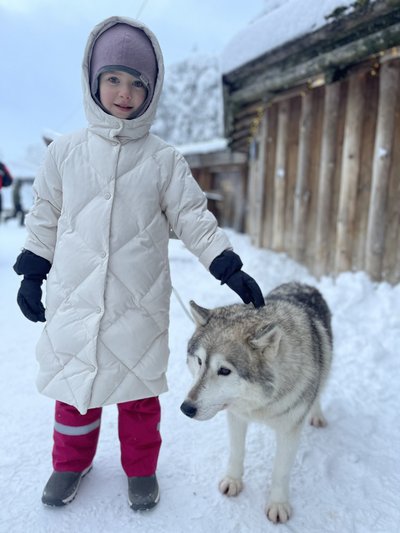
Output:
(13, 250), (51, 322)
(209, 250), (265, 308)
(16, 278), (46, 322)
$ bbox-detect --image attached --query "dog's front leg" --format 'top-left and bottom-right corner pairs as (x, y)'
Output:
(219, 411), (247, 497)
(266, 426), (302, 523)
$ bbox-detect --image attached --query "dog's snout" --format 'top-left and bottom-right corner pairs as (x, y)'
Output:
(180, 401), (197, 418)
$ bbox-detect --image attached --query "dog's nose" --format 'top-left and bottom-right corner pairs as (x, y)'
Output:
(180, 401), (197, 418)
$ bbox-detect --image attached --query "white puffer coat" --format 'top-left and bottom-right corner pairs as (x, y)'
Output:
(24, 16), (231, 414)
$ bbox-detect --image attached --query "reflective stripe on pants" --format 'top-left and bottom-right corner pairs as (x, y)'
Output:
(52, 398), (161, 476)
(53, 401), (102, 472)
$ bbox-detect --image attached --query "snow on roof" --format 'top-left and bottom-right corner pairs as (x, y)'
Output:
(221, 0), (356, 74)
(42, 128), (62, 143)
(177, 137), (228, 155)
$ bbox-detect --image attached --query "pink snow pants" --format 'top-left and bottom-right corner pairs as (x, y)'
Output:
(52, 398), (162, 477)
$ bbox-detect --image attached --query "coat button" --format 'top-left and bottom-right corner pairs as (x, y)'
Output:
(100, 251), (106, 258)
(104, 192), (111, 200)
(96, 307), (102, 314)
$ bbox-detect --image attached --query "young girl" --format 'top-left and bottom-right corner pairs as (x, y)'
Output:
(13, 16), (264, 511)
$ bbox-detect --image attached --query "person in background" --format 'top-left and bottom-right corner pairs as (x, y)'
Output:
(4, 179), (26, 226)
(0, 161), (13, 221)
(13, 16), (264, 512)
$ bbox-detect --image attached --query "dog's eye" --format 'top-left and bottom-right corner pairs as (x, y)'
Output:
(218, 367), (231, 376)
(197, 357), (202, 366)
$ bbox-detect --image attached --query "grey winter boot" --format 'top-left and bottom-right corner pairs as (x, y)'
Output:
(128, 474), (159, 511)
(41, 465), (92, 506)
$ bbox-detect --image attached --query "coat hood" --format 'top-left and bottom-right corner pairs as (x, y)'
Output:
(82, 16), (164, 141)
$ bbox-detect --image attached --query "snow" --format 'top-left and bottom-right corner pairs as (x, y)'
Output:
(152, 55), (224, 146)
(221, 0), (357, 74)
(378, 147), (388, 159)
(177, 137), (228, 156)
(1, 221), (399, 533)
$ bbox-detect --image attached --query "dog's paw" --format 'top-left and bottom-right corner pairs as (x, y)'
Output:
(265, 501), (292, 523)
(308, 402), (327, 427)
(310, 413), (327, 427)
(218, 476), (243, 497)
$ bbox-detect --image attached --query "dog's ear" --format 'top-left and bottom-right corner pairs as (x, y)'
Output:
(249, 323), (281, 358)
(189, 300), (211, 326)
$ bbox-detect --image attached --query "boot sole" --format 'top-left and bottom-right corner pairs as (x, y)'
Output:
(129, 488), (160, 511)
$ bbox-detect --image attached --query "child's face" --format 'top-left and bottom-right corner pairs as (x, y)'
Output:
(98, 70), (147, 119)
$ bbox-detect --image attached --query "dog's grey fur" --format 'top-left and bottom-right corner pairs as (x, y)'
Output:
(181, 282), (332, 523)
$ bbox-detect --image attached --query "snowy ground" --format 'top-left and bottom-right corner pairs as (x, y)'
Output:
(0, 222), (399, 533)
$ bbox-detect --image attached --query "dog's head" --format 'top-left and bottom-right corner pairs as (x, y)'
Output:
(180, 300), (279, 421)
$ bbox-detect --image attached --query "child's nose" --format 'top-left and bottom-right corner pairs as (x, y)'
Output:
(119, 84), (132, 98)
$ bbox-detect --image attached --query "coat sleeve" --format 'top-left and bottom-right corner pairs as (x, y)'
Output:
(159, 149), (232, 269)
(24, 146), (62, 263)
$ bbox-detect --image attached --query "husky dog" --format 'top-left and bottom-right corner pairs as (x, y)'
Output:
(180, 282), (332, 523)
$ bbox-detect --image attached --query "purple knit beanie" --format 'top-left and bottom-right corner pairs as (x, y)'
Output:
(89, 23), (158, 117)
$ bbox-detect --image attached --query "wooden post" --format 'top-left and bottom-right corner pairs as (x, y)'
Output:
(395, 234), (400, 283)
(335, 75), (365, 273)
(292, 91), (313, 262)
(366, 59), (400, 280)
(272, 100), (289, 251)
(253, 111), (268, 247)
(353, 72), (379, 273)
(232, 167), (246, 232)
(315, 82), (340, 277)
(262, 105), (278, 249)
(245, 140), (257, 236)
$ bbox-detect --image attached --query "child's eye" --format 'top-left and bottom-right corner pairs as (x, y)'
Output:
(133, 80), (144, 88)
(108, 76), (119, 84)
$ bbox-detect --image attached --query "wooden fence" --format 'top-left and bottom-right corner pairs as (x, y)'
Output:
(246, 54), (400, 284)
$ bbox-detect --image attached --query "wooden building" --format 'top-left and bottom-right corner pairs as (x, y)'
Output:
(180, 140), (247, 231)
(222, 0), (400, 283)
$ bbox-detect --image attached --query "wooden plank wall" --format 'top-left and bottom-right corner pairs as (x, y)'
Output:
(246, 57), (400, 283)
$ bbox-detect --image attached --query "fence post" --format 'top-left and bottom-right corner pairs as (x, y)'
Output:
(272, 100), (289, 251)
(335, 74), (365, 273)
(365, 59), (400, 280)
(253, 111), (268, 247)
(315, 82), (340, 277)
(292, 91), (313, 262)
